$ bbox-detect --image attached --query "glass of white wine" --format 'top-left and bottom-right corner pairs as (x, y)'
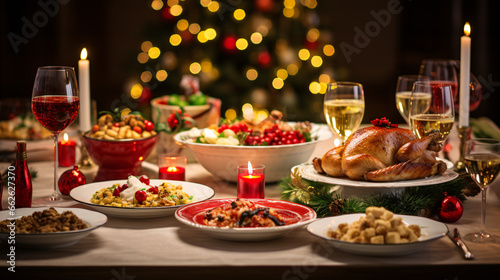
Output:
(395, 75), (430, 124)
(409, 81), (454, 144)
(323, 82), (365, 145)
(463, 139), (500, 243)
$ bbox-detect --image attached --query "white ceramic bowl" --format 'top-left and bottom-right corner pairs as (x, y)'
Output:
(174, 124), (333, 182)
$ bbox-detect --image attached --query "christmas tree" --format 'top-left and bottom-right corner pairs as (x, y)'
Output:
(131, 0), (336, 122)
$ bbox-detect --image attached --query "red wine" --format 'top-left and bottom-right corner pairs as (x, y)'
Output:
(32, 96), (79, 134)
(429, 81), (456, 114)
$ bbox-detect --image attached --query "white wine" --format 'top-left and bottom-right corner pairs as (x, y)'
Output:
(465, 154), (500, 188)
(324, 99), (364, 142)
(395, 91), (431, 123)
(409, 114), (454, 143)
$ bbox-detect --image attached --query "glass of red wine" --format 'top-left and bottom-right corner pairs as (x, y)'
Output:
(31, 66), (79, 204)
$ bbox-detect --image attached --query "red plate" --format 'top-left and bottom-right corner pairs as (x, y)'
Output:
(175, 198), (317, 241)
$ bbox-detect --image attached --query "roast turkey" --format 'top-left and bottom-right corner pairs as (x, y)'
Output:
(313, 126), (447, 181)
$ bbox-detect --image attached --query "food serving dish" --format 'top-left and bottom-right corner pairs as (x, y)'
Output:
(70, 179), (215, 218)
(175, 198), (316, 241)
(294, 162), (459, 188)
(0, 207), (107, 249)
(82, 133), (158, 182)
(307, 213), (448, 256)
(174, 123), (332, 182)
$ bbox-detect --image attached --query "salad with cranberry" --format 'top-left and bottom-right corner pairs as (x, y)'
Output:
(90, 175), (192, 207)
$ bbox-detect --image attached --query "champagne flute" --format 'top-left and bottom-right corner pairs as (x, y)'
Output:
(323, 82), (365, 145)
(409, 81), (454, 144)
(463, 139), (500, 243)
(395, 75), (430, 124)
(31, 66), (79, 204)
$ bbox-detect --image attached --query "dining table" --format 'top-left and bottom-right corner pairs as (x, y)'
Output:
(1, 128), (500, 280)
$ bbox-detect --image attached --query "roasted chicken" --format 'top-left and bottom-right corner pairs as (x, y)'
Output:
(313, 126), (447, 181)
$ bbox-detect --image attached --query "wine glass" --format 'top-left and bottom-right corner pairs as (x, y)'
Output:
(451, 59), (483, 111)
(463, 139), (500, 243)
(419, 59), (458, 100)
(31, 66), (79, 205)
(408, 81), (454, 144)
(323, 82), (365, 145)
(395, 75), (430, 124)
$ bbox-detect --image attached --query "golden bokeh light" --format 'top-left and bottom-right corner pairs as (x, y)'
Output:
(201, 59), (213, 72)
(137, 52), (149, 64)
(189, 62), (202, 74)
(205, 28), (217, 40)
(246, 68), (258, 81)
(170, 4), (183, 16)
(272, 78), (284, 89)
(284, 0), (295, 9)
(140, 71), (152, 83)
(189, 23), (201, 34)
(200, 0), (211, 7)
(276, 69), (288, 80)
(298, 48), (310, 60)
(309, 82), (320, 94)
(287, 64), (299, 75)
(311, 55), (323, 67)
(167, 0), (179, 6)
(323, 44), (335, 56)
(207, 1), (219, 12)
(319, 74), (330, 84)
(250, 32), (263, 44)
(148, 47), (161, 59)
(151, 0), (164, 10)
(233, 9), (246, 20)
(176, 19), (189, 31)
(306, 28), (320, 42)
(197, 31), (208, 43)
(156, 70), (168, 81)
(283, 7), (294, 18)
(236, 38), (248, 50)
(141, 41), (153, 52)
(169, 34), (182, 46)
(130, 84), (143, 99)
(319, 82), (328, 94)
(225, 108), (237, 121)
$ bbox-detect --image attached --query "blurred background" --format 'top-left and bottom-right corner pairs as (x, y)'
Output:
(1, 0), (499, 125)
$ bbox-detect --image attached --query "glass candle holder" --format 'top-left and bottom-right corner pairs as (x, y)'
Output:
(237, 162), (265, 199)
(158, 153), (186, 181)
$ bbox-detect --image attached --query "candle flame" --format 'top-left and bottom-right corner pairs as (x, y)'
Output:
(63, 133), (69, 142)
(80, 48), (88, 60)
(167, 166), (178, 172)
(247, 161), (253, 175)
(464, 22), (471, 36)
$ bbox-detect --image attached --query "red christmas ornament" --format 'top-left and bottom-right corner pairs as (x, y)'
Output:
(437, 192), (463, 223)
(58, 165), (86, 195)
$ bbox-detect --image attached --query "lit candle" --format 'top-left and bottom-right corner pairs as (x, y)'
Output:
(459, 22), (471, 127)
(78, 48), (91, 132)
(237, 161), (265, 199)
(158, 154), (186, 181)
(58, 133), (76, 167)
(159, 166), (186, 181)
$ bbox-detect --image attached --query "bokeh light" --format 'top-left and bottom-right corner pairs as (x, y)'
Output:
(250, 32), (263, 44)
(148, 47), (161, 59)
(156, 70), (168, 81)
(236, 38), (248, 50)
(130, 84), (143, 99)
(272, 78), (284, 89)
(311, 55), (323, 67)
(169, 34), (182, 46)
(233, 9), (246, 20)
(323, 44), (335, 56)
(189, 62), (202, 74)
(225, 108), (237, 121)
(298, 48), (310, 60)
(246, 68), (258, 81)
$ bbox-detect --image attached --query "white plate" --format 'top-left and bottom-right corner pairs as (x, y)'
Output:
(295, 163), (459, 188)
(175, 198), (317, 241)
(307, 214), (448, 256)
(0, 207), (107, 249)
(70, 179), (215, 218)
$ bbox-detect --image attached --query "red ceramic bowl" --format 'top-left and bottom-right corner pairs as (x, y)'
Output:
(83, 134), (157, 182)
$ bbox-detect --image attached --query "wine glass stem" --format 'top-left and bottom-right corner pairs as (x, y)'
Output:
(480, 188), (487, 233)
(51, 133), (61, 201)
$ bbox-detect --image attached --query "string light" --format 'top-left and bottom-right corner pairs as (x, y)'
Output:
(176, 19), (189, 31)
(298, 48), (310, 60)
(169, 34), (182, 46)
(137, 52), (149, 64)
(323, 44), (335, 56)
(140, 71), (153, 83)
(225, 108), (237, 120)
(276, 69), (288, 80)
(141, 41), (152, 52)
(151, 0), (163, 10)
(205, 28), (217, 40)
(189, 62), (202, 74)
(170, 4), (183, 16)
(309, 82), (320, 94)
(130, 84), (143, 99)
(246, 69), (258, 81)
(233, 9), (246, 20)
(236, 38), (248, 50)
(156, 70), (168, 81)
(272, 78), (284, 89)
(189, 23), (201, 34)
(250, 32), (263, 44)
(207, 1), (219, 12)
(148, 47), (161, 59)
(310, 55), (323, 67)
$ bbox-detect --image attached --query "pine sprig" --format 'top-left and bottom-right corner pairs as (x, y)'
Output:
(280, 168), (473, 217)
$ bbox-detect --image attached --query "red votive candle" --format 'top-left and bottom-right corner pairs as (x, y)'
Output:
(58, 133), (76, 167)
(158, 154), (186, 181)
(237, 162), (265, 199)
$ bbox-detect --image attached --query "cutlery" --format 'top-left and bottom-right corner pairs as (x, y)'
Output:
(448, 228), (475, 260)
